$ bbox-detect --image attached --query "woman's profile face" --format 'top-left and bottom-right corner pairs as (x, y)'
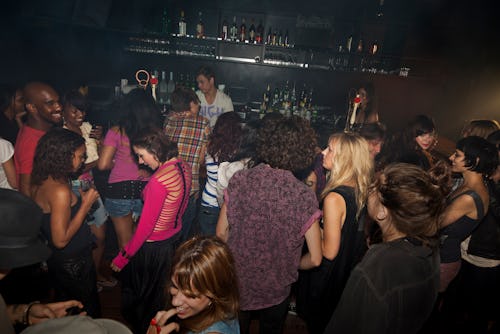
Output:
(133, 146), (160, 170)
(72, 145), (87, 171)
(449, 149), (467, 173)
(415, 132), (435, 151)
(170, 279), (211, 319)
(321, 139), (336, 171)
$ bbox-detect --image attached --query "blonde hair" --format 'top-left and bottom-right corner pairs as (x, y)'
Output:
(462, 119), (500, 139)
(321, 132), (374, 217)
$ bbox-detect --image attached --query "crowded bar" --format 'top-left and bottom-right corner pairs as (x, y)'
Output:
(1, 0), (499, 333)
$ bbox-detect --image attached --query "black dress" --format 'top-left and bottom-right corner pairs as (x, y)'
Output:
(297, 186), (367, 334)
(41, 196), (101, 317)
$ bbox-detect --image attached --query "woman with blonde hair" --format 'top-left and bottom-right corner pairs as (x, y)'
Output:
(297, 131), (374, 334)
(147, 236), (240, 334)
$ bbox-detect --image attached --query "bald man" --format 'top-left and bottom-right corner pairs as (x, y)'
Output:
(14, 82), (62, 195)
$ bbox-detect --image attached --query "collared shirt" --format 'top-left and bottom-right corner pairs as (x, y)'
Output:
(164, 114), (210, 195)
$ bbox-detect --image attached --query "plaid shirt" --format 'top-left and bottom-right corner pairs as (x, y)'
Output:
(164, 113), (210, 195)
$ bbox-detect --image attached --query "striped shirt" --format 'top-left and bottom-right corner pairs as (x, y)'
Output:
(164, 114), (210, 195)
(201, 154), (219, 208)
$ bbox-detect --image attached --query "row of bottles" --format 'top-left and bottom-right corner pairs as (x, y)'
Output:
(260, 81), (316, 121)
(220, 17), (265, 44)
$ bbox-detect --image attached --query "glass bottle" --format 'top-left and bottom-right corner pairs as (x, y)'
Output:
(178, 10), (187, 37)
(230, 16), (238, 42)
(196, 12), (205, 39)
(221, 18), (228, 40)
(266, 27), (272, 44)
(158, 71), (168, 105)
(240, 17), (247, 42)
(167, 72), (175, 104)
(249, 19), (256, 43)
(256, 20), (264, 44)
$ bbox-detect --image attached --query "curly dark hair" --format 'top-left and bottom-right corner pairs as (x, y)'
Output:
(31, 128), (85, 185)
(131, 127), (178, 163)
(207, 112), (243, 162)
(257, 115), (317, 173)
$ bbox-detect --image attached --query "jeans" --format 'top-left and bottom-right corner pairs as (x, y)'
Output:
(197, 205), (220, 236)
(179, 195), (200, 243)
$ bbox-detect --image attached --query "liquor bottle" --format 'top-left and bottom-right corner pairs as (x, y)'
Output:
(346, 34), (353, 53)
(160, 7), (170, 35)
(278, 30), (283, 46)
(271, 30), (277, 46)
(158, 71), (168, 105)
(357, 38), (363, 53)
(249, 19), (256, 43)
(167, 72), (175, 104)
(290, 82), (297, 109)
(230, 16), (238, 42)
(221, 18), (229, 40)
(178, 73), (185, 88)
(240, 17), (247, 42)
(178, 10), (187, 36)
(284, 29), (289, 47)
(266, 27), (272, 44)
(282, 80), (290, 109)
(371, 40), (379, 55)
(256, 20), (264, 44)
(196, 12), (205, 39)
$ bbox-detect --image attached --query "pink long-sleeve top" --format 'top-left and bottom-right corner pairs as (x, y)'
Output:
(112, 158), (192, 269)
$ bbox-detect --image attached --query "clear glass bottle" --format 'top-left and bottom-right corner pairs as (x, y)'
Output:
(178, 10), (187, 36)
(230, 16), (238, 41)
(196, 12), (205, 38)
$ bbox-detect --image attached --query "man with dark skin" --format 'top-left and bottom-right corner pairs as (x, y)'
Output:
(14, 82), (62, 196)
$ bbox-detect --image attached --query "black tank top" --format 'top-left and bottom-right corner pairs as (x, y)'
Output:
(41, 196), (93, 259)
(439, 190), (484, 263)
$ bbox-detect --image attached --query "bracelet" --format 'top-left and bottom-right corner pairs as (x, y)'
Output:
(23, 301), (40, 326)
(120, 249), (131, 259)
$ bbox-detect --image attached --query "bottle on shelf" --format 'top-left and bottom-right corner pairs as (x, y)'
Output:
(178, 10), (187, 37)
(167, 72), (175, 104)
(256, 20), (264, 44)
(284, 29), (289, 47)
(266, 27), (272, 44)
(158, 71), (168, 105)
(160, 7), (170, 35)
(249, 19), (256, 43)
(230, 16), (238, 41)
(271, 30), (277, 46)
(278, 30), (283, 46)
(221, 17), (229, 40)
(356, 38), (363, 53)
(240, 17), (247, 42)
(346, 34), (353, 53)
(371, 40), (379, 55)
(196, 12), (205, 39)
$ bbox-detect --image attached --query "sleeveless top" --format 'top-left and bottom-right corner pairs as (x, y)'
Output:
(187, 318), (240, 334)
(41, 196), (93, 260)
(440, 190), (485, 263)
(297, 186), (367, 333)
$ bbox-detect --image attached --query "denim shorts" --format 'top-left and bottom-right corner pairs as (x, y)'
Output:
(71, 181), (108, 227)
(104, 198), (143, 220)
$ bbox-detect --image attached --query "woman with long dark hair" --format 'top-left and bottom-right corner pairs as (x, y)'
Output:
(98, 88), (162, 249)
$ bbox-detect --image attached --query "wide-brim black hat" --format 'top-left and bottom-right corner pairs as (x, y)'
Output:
(0, 189), (51, 269)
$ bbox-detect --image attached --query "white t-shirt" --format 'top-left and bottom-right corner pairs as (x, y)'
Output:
(196, 90), (234, 127)
(0, 138), (15, 189)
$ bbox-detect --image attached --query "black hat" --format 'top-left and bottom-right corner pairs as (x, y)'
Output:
(0, 189), (51, 269)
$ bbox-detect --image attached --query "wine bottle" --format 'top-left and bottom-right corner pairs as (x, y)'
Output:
(167, 72), (175, 104)
(158, 71), (168, 105)
(221, 18), (228, 40)
(196, 12), (205, 39)
(230, 16), (238, 41)
(240, 17), (247, 42)
(178, 10), (187, 36)
(266, 27), (272, 44)
(249, 19), (256, 43)
(256, 20), (264, 44)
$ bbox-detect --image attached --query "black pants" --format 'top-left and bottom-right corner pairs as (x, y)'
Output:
(48, 249), (101, 318)
(239, 296), (289, 334)
(121, 236), (179, 334)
